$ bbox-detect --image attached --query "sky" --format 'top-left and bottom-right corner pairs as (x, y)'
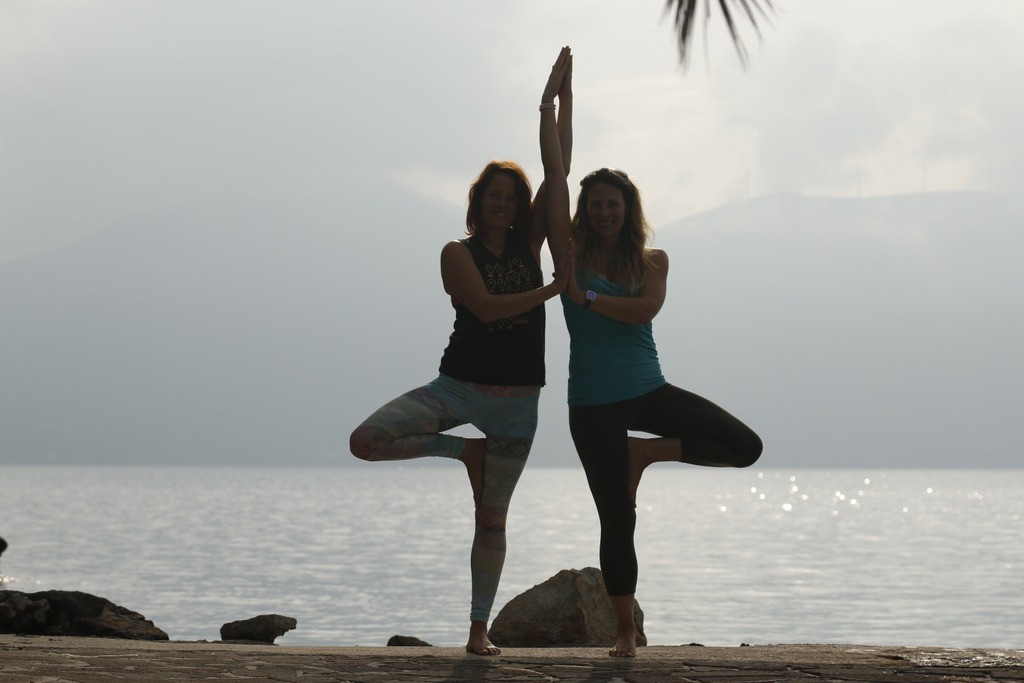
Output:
(3, 1), (1022, 261)
(2, 1), (1023, 468)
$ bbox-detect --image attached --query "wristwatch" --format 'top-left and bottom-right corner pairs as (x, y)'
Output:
(583, 290), (597, 309)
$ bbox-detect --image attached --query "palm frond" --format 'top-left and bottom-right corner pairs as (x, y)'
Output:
(665, 0), (774, 67)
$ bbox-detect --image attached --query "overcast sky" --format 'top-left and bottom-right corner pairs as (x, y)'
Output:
(3, 1), (1022, 261)
(2, 2), (1022, 469)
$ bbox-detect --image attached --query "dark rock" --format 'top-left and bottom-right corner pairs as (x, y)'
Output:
(488, 567), (646, 647)
(220, 614), (297, 644)
(387, 634), (433, 647)
(0, 590), (168, 640)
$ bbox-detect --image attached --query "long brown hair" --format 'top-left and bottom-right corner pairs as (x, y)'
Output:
(465, 161), (533, 236)
(571, 167), (654, 292)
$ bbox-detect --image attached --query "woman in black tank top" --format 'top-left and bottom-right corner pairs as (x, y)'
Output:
(349, 51), (574, 656)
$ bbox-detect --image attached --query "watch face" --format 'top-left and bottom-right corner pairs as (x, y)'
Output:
(586, 290), (597, 301)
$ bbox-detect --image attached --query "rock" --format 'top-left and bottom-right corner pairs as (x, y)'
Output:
(220, 614), (297, 644)
(0, 590), (168, 640)
(488, 567), (646, 647)
(387, 634), (433, 647)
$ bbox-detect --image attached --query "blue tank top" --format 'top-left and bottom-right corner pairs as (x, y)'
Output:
(560, 275), (666, 406)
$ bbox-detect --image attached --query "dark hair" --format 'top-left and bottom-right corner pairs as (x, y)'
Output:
(581, 167), (632, 190)
(572, 168), (653, 291)
(466, 161), (533, 235)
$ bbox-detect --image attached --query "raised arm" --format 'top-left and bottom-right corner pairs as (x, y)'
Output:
(556, 51), (573, 178)
(528, 48), (574, 258)
(539, 47), (573, 271)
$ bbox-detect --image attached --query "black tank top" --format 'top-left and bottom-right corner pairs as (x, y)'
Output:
(438, 230), (545, 386)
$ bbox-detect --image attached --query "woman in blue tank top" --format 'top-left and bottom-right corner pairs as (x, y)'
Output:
(541, 53), (763, 659)
(349, 51), (573, 656)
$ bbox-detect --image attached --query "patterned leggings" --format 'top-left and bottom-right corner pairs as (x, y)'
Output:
(349, 374), (540, 622)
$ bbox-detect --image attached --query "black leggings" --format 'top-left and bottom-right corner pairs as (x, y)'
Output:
(568, 383), (762, 596)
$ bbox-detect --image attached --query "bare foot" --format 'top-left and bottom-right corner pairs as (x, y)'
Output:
(460, 438), (486, 507)
(465, 620), (501, 656)
(628, 437), (683, 507)
(607, 595), (638, 657)
(609, 634), (637, 658)
(627, 437), (652, 508)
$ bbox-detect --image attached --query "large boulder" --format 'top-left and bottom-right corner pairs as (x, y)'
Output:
(489, 567), (646, 647)
(0, 590), (168, 640)
(220, 614), (297, 644)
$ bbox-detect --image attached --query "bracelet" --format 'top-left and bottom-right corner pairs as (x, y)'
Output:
(539, 102), (556, 111)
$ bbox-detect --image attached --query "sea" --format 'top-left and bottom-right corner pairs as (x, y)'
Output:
(0, 465), (1021, 649)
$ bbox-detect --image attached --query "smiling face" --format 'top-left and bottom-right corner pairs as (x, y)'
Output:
(478, 173), (519, 233)
(465, 161), (532, 236)
(572, 168), (651, 290)
(584, 181), (626, 244)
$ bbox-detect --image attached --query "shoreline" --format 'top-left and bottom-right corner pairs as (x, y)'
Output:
(2, 635), (1023, 682)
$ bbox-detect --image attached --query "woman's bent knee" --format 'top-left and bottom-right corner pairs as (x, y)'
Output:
(349, 426), (386, 461)
(735, 433), (763, 468)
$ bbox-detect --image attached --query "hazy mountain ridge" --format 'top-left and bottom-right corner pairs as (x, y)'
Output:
(1, 189), (462, 464)
(2, 190), (1021, 467)
(652, 191), (1023, 468)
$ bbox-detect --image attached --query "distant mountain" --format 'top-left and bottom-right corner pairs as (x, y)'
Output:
(652, 191), (1024, 468)
(0, 186), (462, 465)
(2, 190), (1021, 467)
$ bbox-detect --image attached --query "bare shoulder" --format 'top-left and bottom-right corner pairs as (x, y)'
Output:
(646, 248), (669, 269)
(441, 239), (469, 258)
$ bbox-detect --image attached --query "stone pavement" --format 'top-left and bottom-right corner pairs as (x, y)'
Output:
(1, 635), (1023, 682)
